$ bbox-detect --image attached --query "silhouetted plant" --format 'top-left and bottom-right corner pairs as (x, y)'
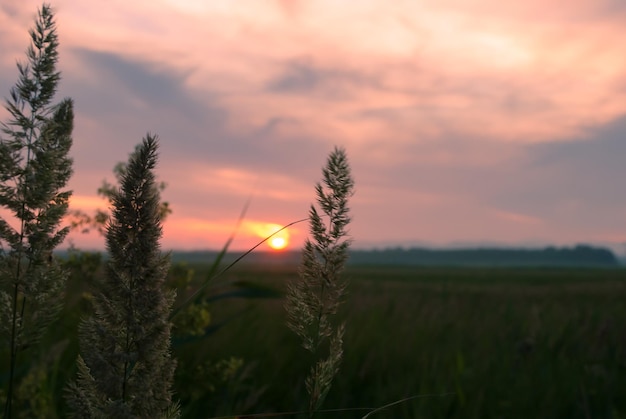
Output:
(69, 161), (171, 236)
(285, 147), (354, 417)
(0, 4), (74, 417)
(66, 135), (179, 418)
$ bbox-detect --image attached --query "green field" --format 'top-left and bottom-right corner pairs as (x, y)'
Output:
(175, 263), (626, 418)
(4, 261), (626, 418)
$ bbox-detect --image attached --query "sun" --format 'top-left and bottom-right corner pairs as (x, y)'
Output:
(247, 222), (291, 251)
(269, 236), (287, 250)
(261, 223), (290, 251)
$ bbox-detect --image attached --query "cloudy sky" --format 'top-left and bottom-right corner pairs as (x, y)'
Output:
(1, 0), (626, 253)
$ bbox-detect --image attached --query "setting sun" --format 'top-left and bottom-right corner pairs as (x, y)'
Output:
(245, 221), (291, 251)
(269, 236), (287, 250)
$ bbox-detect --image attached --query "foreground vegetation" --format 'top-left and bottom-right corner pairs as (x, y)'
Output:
(1, 5), (355, 417)
(10, 262), (623, 418)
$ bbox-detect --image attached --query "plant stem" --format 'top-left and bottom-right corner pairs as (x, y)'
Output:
(4, 283), (19, 419)
(3, 86), (37, 419)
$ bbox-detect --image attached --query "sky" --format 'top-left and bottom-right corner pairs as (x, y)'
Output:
(1, 0), (626, 253)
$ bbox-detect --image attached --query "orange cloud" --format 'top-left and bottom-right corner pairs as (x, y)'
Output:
(69, 194), (109, 211)
(493, 209), (543, 226)
(159, 216), (304, 251)
(177, 164), (313, 202)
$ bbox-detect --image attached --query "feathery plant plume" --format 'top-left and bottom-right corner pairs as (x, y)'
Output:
(66, 135), (179, 418)
(285, 147), (354, 417)
(68, 160), (172, 237)
(0, 4), (73, 417)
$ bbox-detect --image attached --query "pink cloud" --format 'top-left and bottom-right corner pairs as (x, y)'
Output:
(2, 0), (626, 250)
(2, 0), (619, 146)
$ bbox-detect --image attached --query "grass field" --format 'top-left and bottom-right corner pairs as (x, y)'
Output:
(174, 262), (626, 418)
(4, 260), (626, 418)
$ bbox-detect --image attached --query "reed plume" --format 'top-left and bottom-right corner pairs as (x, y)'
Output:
(285, 146), (354, 417)
(0, 4), (73, 416)
(66, 135), (179, 418)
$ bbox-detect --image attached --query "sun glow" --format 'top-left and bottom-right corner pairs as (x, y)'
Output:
(246, 221), (290, 251)
(269, 236), (287, 250)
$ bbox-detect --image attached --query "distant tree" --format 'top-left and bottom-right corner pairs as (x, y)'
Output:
(285, 147), (354, 417)
(66, 135), (179, 418)
(0, 4), (74, 417)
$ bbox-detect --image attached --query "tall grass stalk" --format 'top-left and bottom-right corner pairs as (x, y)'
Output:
(66, 135), (179, 418)
(0, 4), (73, 417)
(285, 147), (354, 417)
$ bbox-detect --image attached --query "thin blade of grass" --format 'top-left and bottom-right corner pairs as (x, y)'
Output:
(361, 392), (455, 419)
(171, 197), (251, 319)
(171, 213), (307, 320)
(202, 392), (454, 419)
